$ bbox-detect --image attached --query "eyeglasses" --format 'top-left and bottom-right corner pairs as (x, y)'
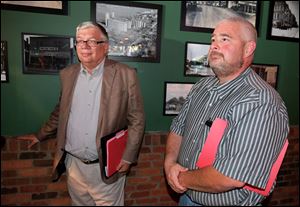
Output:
(75, 39), (107, 47)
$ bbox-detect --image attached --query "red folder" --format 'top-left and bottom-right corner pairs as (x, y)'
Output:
(101, 128), (128, 177)
(196, 118), (288, 196)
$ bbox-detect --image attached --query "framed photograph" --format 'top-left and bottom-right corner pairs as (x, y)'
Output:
(91, 1), (162, 62)
(184, 42), (215, 77)
(22, 33), (75, 75)
(163, 82), (194, 116)
(180, 1), (261, 34)
(251, 63), (279, 89)
(1, 41), (9, 83)
(1, 1), (68, 15)
(266, 1), (299, 42)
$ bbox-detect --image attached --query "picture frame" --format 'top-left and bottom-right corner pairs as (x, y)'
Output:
(22, 33), (75, 75)
(1, 1), (68, 15)
(266, 1), (299, 42)
(251, 63), (279, 89)
(184, 42), (215, 77)
(163, 82), (194, 116)
(1, 41), (9, 83)
(91, 1), (162, 62)
(180, 1), (261, 34)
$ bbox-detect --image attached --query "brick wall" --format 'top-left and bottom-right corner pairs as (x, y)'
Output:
(1, 126), (299, 206)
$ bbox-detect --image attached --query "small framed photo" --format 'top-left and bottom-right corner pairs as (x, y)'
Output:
(1, 41), (9, 83)
(163, 82), (194, 116)
(91, 1), (162, 62)
(184, 42), (215, 77)
(266, 1), (299, 42)
(22, 33), (75, 75)
(251, 63), (279, 89)
(1, 1), (68, 15)
(180, 1), (261, 34)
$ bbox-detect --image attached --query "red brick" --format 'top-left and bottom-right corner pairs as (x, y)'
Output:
(18, 167), (51, 177)
(20, 185), (47, 193)
(2, 159), (33, 170)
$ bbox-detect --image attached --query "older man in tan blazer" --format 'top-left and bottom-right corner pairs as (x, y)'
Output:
(18, 21), (145, 206)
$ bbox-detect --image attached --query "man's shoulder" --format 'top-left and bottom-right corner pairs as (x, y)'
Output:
(59, 63), (80, 75)
(105, 59), (136, 73)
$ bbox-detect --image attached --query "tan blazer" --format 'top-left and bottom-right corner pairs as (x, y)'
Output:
(36, 59), (145, 184)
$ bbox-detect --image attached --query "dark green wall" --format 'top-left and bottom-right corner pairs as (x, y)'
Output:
(1, 1), (299, 136)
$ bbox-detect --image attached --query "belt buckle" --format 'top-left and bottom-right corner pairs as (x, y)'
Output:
(82, 159), (91, 164)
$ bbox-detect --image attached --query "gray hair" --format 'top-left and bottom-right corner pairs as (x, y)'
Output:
(218, 17), (257, 43)
(76, 21), (109, 41)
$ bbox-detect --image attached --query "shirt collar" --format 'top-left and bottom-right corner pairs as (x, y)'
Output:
(208, 67), (252, 99)
(80, 58), (105, 77)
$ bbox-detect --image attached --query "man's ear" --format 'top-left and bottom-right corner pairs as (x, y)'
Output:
(244, 41), (256, 58)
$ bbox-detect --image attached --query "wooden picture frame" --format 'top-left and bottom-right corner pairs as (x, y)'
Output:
(22, 33), (75, 75)
(1, 1), (68, 15)
(251, 63), (279, 89)
(266, 1), (299, 42)
(184, 42), (215, 77)
(163, 82), (194, 116)
(91, 1), (162, 62)
(180, 1), (261, 34)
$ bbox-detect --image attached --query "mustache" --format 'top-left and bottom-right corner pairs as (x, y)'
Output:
(209, 51), (223, 57)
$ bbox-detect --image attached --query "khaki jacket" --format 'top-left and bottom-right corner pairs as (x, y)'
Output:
(36, 59), (145, 184)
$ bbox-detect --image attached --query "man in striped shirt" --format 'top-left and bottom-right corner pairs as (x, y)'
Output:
(164, 17), (289, 206)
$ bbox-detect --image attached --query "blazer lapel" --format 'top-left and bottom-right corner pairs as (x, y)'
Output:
(97, 59), (116, 138)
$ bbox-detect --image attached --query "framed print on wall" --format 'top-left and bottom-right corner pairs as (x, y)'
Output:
(180, 1), (261, 34)
(266, 1), (299, 42)
(91, 1), (162, 62)
(22, 33), (75, 75)
(1, 41), (9, 83)
(1, 1), (68, 15)
(251, 63), (279, 89)
(184, 42), (215, 77)
(163, 82), (194, 116)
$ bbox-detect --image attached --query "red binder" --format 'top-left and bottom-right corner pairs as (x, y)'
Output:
(196, 118), (288, 196)
(101, 128), (128, 177)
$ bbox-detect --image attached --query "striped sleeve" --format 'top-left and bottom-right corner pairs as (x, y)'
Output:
(213, 101), (289, 188)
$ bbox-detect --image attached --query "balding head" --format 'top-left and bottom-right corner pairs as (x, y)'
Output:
(216, 17), (257, 43)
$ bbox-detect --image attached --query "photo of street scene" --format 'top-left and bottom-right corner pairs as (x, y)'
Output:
(269, 1), (299, 40)
(22, 33), (74, 74)
(95, 2), (161, 62)
(164, 82), (194, 115)
(182, 1), (258, 32)
(251, 64), (278, 89)
(184, 42), (215, 76)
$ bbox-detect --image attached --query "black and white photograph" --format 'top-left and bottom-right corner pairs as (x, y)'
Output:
(91, 1), (162, 62)
(1, 1), (68, 15)
(22, 33), (74, 74)
(184, 42), (215, 77)
(1, 41), (8, 83)
(251, 63), (279, 89)
(163, 82), (194, 116)
(267, 1), (299, 42)
(181, 1), (260, 33)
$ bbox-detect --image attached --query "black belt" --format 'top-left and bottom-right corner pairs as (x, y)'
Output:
(61, 149), (99, 165)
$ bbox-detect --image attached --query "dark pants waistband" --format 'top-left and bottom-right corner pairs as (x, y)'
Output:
(61, 148), (99, 165)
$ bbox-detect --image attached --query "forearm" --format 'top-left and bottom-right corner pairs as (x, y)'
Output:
(164, 132), (182, 168)
(36, 103), (60, 141)
(178, 166), (245, 193)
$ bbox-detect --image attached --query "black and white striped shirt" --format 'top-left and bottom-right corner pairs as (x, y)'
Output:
(171, 68), (289, 206)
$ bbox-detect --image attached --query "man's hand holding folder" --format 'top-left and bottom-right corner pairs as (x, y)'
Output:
(101, 128), (128, 177)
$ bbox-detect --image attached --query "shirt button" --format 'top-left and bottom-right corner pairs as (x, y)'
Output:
(201, 122), (204, 125)
(185, 158), (189, 161)
(209, 103), (212, 107)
